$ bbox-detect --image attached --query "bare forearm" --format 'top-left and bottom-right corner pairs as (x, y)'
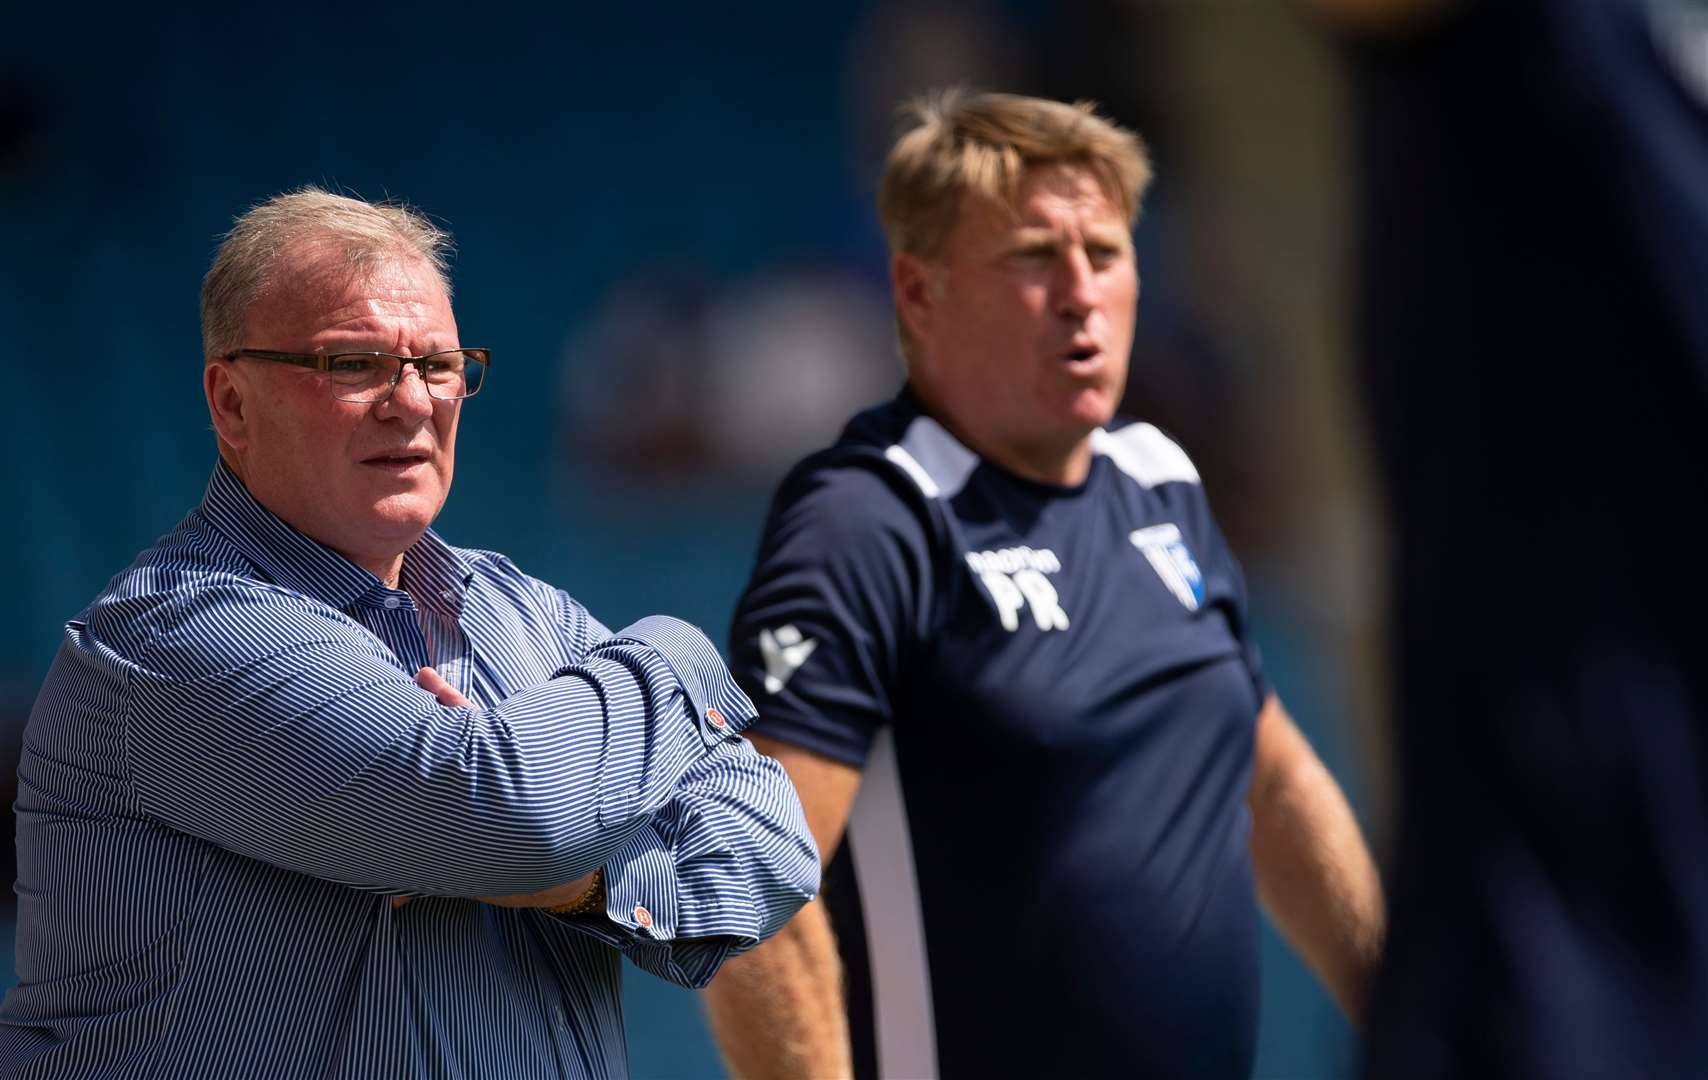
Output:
(703, 899), (851, 1080)
(1250, 753), (1385, 1023)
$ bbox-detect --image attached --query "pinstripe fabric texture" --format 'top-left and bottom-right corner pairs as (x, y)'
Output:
(2, 463), (818, 1079)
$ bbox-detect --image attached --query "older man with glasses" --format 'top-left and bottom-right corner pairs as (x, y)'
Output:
(0, 188), (818, 1078)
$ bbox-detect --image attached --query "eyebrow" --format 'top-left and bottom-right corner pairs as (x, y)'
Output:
(1004, 225), (1130, 247)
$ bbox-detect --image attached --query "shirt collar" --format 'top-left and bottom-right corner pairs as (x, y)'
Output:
(400, 525), (476, 616)
(198, 461), (474, 613)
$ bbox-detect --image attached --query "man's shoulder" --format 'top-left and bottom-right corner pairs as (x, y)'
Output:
(766, 446), (944, 567)
(770, 393), (972, 532)
(1093, 420), (1203, 492)
(90, 511), (272, 624)
(68, 513), (367, 677)
(737, 401), (967, 635)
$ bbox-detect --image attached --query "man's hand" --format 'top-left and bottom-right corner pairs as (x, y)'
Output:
(415, 664), (469, 708)
(395, 666), (600, 913)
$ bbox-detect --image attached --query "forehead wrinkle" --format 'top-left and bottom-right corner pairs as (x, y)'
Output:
(314, 295), (441, 331)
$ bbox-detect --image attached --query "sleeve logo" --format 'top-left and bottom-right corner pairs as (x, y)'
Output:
(1129, 524), (1204, 611)
(759, 624), (819, 693)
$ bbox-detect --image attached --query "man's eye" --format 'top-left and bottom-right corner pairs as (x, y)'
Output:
(330, 358), (377, 374)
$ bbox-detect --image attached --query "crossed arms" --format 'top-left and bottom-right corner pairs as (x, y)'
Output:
(108, 581), (818, 983)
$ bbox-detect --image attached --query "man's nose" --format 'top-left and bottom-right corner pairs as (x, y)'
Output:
(376, 362), (436, 417)
(1054, 248), (1101, 317)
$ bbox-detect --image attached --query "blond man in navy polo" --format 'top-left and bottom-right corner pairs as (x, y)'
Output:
(704, 91), (1386, 1080)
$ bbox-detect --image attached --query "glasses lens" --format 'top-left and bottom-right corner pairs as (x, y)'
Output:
(328, 355), (401, 402)
(322, 351), (487, 401)
(425, 350), (486, 400)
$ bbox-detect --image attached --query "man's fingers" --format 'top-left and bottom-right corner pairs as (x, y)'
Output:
(415, 665), (472, 707)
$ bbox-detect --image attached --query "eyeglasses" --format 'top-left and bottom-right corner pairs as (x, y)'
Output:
(221, 348), (491, 403)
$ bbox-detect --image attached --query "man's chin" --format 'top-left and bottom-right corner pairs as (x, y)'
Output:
(362, 493), (445, 539)
(1059, 394), (1119, 432)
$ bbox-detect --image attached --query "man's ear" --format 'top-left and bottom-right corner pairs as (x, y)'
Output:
(205, 360), (250, 454)
(891, 252), (938, 354)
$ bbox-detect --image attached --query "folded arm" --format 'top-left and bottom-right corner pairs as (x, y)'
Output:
(413, 663), (819, 989)
(118, 585), (735, 899)
(560, 733), (822, 988)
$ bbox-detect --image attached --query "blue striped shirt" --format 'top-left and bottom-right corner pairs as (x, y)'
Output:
(2, 463), (818, 1078)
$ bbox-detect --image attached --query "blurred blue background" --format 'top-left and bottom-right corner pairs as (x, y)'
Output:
(1, 3), (1387, 1076)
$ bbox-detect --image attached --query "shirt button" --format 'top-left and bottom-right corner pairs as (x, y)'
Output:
(383, 596), (402, 610)
(634, 903), (654, 929)
(706, 707), (726, 729)
(553, 1004), (568, 1031)
(440, 589), (456, 603)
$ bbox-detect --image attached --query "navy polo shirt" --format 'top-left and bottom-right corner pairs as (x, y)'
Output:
(731, 390), (1270, 1080)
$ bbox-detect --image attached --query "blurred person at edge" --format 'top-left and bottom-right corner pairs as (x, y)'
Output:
(0, 189), (817, 1078)
(702, 91), (1385, 1080)
(1314, 0), (1708, 1076)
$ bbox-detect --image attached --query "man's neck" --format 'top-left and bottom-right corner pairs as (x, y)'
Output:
(991, 437), (1094, 488)
(910, 390), (1095, 487)
(219, 450), (413, 590)
(358, 555), (406, 591)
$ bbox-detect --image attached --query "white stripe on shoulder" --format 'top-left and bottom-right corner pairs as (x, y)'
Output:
(883, 415), (979, 499)
(884, 445), (940, 498)
(1091, 424), (1201, 488)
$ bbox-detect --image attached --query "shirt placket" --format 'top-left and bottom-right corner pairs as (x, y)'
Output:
(418, 601), (474, 703)
(542, 985), (598, 1080)
(358, 590), (430, 675)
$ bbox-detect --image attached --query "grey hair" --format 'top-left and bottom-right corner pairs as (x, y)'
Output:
(200, 186), (453, 359)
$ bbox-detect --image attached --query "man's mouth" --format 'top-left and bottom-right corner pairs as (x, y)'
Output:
(362, 452), (431, 470)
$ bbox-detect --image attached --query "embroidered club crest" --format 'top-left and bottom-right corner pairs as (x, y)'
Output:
(1129, 524), (1205, 611)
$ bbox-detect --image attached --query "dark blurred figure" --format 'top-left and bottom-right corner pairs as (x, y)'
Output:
(1319, 0), (1708, 1075)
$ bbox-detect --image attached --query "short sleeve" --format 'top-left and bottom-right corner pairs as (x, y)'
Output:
(728, 459), (937, 768)
(1178, 482), (1271, 706)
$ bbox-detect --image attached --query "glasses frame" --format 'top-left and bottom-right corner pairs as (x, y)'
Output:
(220, 348), (492, 403)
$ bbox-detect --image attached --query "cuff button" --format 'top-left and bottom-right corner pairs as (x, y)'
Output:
(634, 904), (654, 929)
(706, 707), (727, 729)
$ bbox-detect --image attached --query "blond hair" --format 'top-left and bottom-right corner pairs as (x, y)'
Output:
(877, 88), (1152, 261)
(200, 187), (453, 359)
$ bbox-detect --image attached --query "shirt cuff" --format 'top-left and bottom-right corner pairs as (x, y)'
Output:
(561, 822), (746, 989)
(602, 824), (680, 942)
(608, 616), (759, 747)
